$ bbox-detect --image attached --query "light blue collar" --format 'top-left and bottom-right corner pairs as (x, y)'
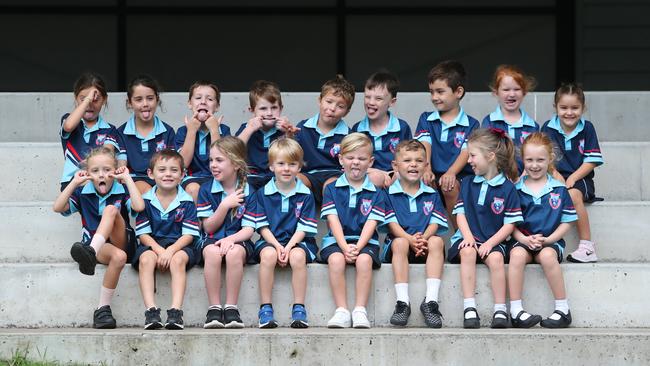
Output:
(304, 114), (349, 135)
(356, 111), (401, 136)
(122, 115), (167, 140)
(335, 174), (376, 192)
(489, 106), (536, 128)
(388, 179), (434, 196)
(264, 177), (310, 196)
(210, 179), (250, 196)
(473, 173), (506, 187)
(516, 173), (564, 197)
(426, 107), (469, 127)
(82, 115), (111, 132)
(143, 186), (193, 214)
(81, 180), (125, 196)
(547, 115), (585, 140)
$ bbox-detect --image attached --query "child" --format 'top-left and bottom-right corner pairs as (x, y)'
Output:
(541, 83), (604, 263)
(53, 147), (144, 328)
(176, 80), (231, 201)
(236, 80), (295, 190)
(132, 149), (200, 330)
(352, 71), (412, 188)
(481, 65), (539, 174)
(198, 137), (256, 329)
(118, 75), (176, 194)
(244, 138), (319, 328)
(59, 72), (122, 190)
(447, 128), (522, 329)
(415, 60), (480, 228)
(508, 132), (577, 328)
(381, 140), (449, 327)
(294, 75), (354, 204)
(320, 133), (386, 329)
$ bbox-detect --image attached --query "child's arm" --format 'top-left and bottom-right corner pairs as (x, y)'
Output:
(327, 214), (351, 253)
(421, 141), (435, 186)
(202, 188), (245, 234)
(355, 219), (378, 250)
(539, 223), (573, 246)
(62, 89), (98, 133)
(139, 234), (166, 255)
(259, 226), (284, 251)
(512, 227), (540, 250)
(178, 115), (200, 169)
(565, 162), (597, 188)
(456, 214), (476, 248)
(113, 166), (145, 212)
(52, 170), (89, 213)
(440, 150), (468, 192)
(236, 117), (262, 144)
(205, 114), (224, 141)
(477, 223), (516, 258)
(157, 234), (194, 271)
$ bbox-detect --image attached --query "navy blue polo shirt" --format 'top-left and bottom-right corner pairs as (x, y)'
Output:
(235, 122), (284, 178)
(450, 173), (523, 244)
(382, 180), (449, 238)
(244, 178), (318, 245)
(352, 112), (412, 171)
(196, 179), (256, 242)
(320, 175), (386, 249)
(59, 114), (121, 183)
(482, 107), (539, 173)
(541, 116), (604, 179)
(117, 115), (176, 178)
(62, 182), (130, 243)
(515, 174), (577, 247)
(135, 186), (200, 246)
(175, 124), (231, 178)
(294, 114), (348, 174)
(414, 108), (479, 175)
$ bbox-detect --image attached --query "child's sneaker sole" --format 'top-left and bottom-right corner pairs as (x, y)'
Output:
(290, 319), (309, 328)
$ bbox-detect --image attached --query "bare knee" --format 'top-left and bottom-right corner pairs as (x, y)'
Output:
(355, 254), (373, 272)
(225, 245), (245, 266)
(139, 251), (157, 270)
(203, 245), (222, 265)
(103, 204), (120, 219)
(289, 248), (306, 267)
(110, 249), (127, 267)
(485, 252), (505, 269)
(459, 247), (477, 262)
(537, 248), (559, 267)
(427, 236), (444, 253)
(509, 247), (529, 267)
(260, 247), (278, 266)
(392, 238), (410, 256)
(328, 252), (346, 272)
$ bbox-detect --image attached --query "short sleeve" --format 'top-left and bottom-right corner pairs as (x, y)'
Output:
(60, 113), (72, 140)
(452, 178), (469, 216)
(481, 115), (493, 129)
(165, 128), (176, 151)
(429, 193), (449, 235)
(414, 112), (433, 145)
(503, 184), (523, 225)
(181, 202), (200, 237)
(559, 188), (578, 223)
(367, 191), (387, 224)
(61, 188), (81, 217)
(196, 184), (215, 218)
(296, 194), (318, 236)
(381, 190), (397, 225)
(241, 192), (260, 228)
(461, 119), (480, 150)
(220, 124), (231, 137)
(320, 185), (338, 217)
(244, 190), (268, 229)
(174, 126), (187, 151)
(400, 121), (413, 140)
(583, 122), (604, 165)
(135, 206), (152, 237)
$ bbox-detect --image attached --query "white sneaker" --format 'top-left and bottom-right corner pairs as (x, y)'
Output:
(327, 307), (351, 328)
(352, 308), (370, 329)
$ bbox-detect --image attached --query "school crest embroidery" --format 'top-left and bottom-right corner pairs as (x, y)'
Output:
(95, 133), (107, 145)
(155, 140), (167, 152)
(549, 193), (561, 209)
(491, 197), (505, 215)
(423, 201), (434, 215)
(454, 132), (465, 148)
(389, 138), (400, 153)
(578, 139), (585, 154)
(330, 143), (341, 158)
(235, 204), (246, 219)
(360, 199), (372, 216)
(174, 208), (185, 222)
(295, 201), (304, 218)
(520, 131), (531, 144)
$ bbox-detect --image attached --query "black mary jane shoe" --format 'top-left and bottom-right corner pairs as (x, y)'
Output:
(463, 307), (480, 329)
(540, 310), (572, 328)
(511, 310), (542, 328)
(490, 310), (510, 329)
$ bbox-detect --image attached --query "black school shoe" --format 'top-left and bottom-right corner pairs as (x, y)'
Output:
(144, 307), (163, 330)
(420, 300), (443, 328)
(490, 310), (510, 329)
(93, 305), (116, 329)
(540, 310), (572, 328)
(70, 242), (97, 276)
(224, 307), (245, 329)
(463, 307), (480, 329)
(165, 308), (184, 330)
(390, 301), (411, 326)
(203, 307), (224, 329)
(511, 310), (542, 328)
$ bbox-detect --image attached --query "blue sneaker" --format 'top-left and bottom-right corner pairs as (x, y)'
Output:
(290, 304), (309, 328)
(258, 304), (278, 329)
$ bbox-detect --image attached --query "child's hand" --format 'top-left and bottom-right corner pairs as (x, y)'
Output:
(423, 169), (436, 187)
(71, 170), (91, 186)
(83, 88), (99, 104)
(565, 177), (576, 189)
(246, 116), (263, 132)
(477, 242), (493, 259)
(157, 249), (174, 271)
(222, 188), (245, 209)
(524, 235), (541, 250)
(458, 238), (476, 250)
(274, 244), (288, 267)
(277, 117), (300, 137)
(382, 171), (394, 188)
(216, 238), (235, 255)
(439, 172), (457, 192)
(344, 244), (358, 263)
(532, 234), (548, 247)
(414, 233), (429, 257)
(205, 114), (224, 132)
(210, 241), (223, 256)
(112, 166), (131, 184)
(184, 114), (201, 133)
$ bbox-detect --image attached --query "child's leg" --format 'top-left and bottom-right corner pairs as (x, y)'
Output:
(507, 247), (533, 302)
(440, 185), (460, 229)
(202, 245), (223, 306)
(569, 189), (591, 240)
(484, 252), (507, 305)
(391, 238), (410, 284)
(259, 246), (278, 304)
(169, 251), (189, 309)
(536, 248), (566, 300)
(459, 247), (477, 299)
(95, 243), (128, 306)
(185, 182), (201, 203)
(354, 254), (373, 308)
(327, 252), (348, 308)
(425, 236), (445, 302)
(135, 181), (153, 195)
(289, 248), (307, 304)
(91, 205), (127, 253)
(138, 251), (159, 309)
(224, 245), (246, 305)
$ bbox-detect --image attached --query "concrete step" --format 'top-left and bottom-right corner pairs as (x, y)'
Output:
(2, 92), (649, 143)
(1, 201), (648, 264)
(1, 328), (649, 366)
(4, 142), (648, 202)
(0, 263), (646, 328)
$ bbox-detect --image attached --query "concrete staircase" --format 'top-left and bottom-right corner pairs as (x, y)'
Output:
(1, 92), (648, 365)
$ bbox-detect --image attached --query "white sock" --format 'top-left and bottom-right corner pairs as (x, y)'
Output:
(494, 303), (507, 319)
(425, 278), (441, 303)
(98, 286), (115, 308)
(395, 283), (409, 304)
(353, 306), (367, 314)
(224, 304), (238, 310)
(463, 298), (477, 319)
(90, 234), (106, 253)
(209, 304), (222, 310)
(510, 300), (529, 320)
(551, 298), (570, 320)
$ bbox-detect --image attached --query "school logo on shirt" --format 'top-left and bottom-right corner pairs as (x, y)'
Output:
(520, 131), (531, 144)
(174, 208), (185, 222)
(491, 197), (505, 215)
(454, 132), (465, 148)
(295, 201), (304, 218)
(578, 139), (585, 154)
(549, 193), (561, 210)
(155, 140), (167, 152)
(360, 199), (373, 216)
(389, 138), (400, 153)
(95, 133), (107, 145)
(330, 143), (341, 158)
(235, 204), (246, 219)
(423, 201), (434, 215)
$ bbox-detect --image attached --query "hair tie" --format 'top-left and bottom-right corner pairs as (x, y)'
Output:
(489, 127), (508, 139)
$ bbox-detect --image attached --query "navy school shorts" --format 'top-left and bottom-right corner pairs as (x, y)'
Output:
(253, 240), (318, 264)
(131, 237), (198, 270)
(319, 243), (381, 269)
